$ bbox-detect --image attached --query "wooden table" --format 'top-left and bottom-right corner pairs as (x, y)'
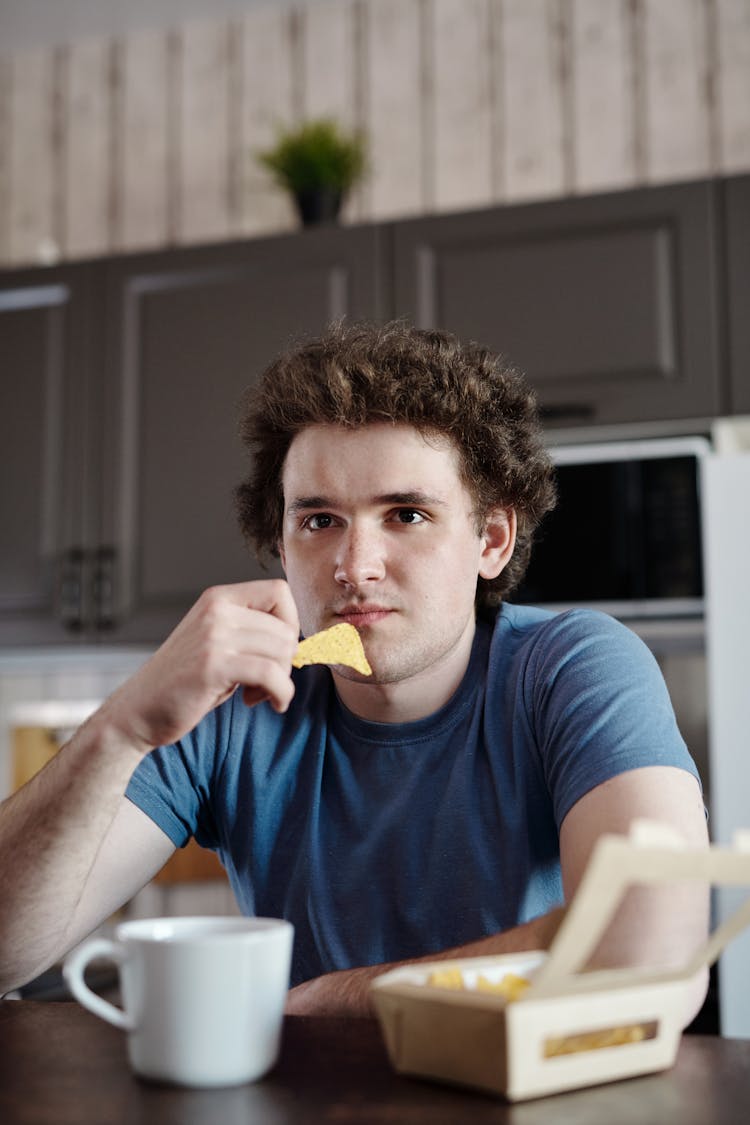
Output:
(1, 1000), (748, 1125)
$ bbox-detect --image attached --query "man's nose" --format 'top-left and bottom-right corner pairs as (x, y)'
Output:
(334, 525), (386, 586)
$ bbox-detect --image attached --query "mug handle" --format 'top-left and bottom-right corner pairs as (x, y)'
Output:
(62, 937), (134, 1030)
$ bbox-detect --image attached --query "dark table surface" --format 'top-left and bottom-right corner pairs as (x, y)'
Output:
(1, 1000), (749, 1125)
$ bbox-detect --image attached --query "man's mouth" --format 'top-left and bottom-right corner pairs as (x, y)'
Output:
(333, 605), (394, 627)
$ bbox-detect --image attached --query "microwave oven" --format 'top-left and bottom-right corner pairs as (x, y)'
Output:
(511, 435), (711, 619)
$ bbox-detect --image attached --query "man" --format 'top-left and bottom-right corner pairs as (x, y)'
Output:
(0, 321), (708, 1018)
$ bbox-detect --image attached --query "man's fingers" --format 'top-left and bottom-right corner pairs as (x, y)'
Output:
(108, 581), (303, 749)
(192, 583), (300, 665)
(201, 579), (300, 634)
(190, 586), (299, 713)
(224, 653), (296, 714)
(241, 675), (295, 714)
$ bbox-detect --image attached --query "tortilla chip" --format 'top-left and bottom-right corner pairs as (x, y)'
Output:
(427, 969), (531, 1002)
(292, 623), (372, 675)
(475, 973), (531, 1001)
(544, 1024), (649, 1057)
(426, 968), (465, 991)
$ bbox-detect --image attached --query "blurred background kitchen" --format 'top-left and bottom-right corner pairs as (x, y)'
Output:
(0, 0), (748, 1028)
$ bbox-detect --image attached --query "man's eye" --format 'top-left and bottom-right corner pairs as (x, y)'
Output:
(304, 513), (334, 530)
(393, 509), (425, 524)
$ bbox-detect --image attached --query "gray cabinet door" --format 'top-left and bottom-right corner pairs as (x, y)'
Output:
(0, 266), (97, 645)
(393, 181), (722, 428)
(724, 175), (750, 415)
(99, 225), (384, 643)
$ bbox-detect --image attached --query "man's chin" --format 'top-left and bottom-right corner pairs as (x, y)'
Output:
(331, 663), (380, 685)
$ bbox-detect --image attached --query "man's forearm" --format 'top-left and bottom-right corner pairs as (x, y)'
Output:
(285, 906), (566, 1017)
(0, 580), (302, 996)
(0, 711), (144, 993)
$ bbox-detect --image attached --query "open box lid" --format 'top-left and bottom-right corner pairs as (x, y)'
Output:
(370, 821), (750, 1102)
(522, 819), (750, 1002)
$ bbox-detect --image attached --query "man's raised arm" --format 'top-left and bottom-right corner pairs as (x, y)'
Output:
(0, 580), (299, 994)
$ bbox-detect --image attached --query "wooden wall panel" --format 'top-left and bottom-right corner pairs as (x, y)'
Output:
(364, 0), (424, 220)
(176, 21), (232, 245)
(0, 57), (10, 264)
(301, 0), (362, 221)
(570, 0), (637, 193)
(64, 40), (112, 259)
(7, 49), (61, 266)
(488, 0), (506, 202)
(117, 30), (171, 252)
(716, 0), (750, 173)
(501, 0), (567, 202)
(237, 7), (297, 237)
(641, 0), (712, 183)
(302, 0), (358, 124)
(0, 0), (748, 268)
(431, 0), (494, 212)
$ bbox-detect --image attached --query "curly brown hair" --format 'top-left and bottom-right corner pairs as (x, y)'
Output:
(235, 320), (556, 608)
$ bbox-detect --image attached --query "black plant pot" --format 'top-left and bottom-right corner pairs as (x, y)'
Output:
(294, 187), (343, 227)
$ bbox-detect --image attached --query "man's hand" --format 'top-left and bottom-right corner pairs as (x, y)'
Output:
(286, 967), (379, 1018)
(99, 580), (300, 755)
(284, 908), (567, 1018)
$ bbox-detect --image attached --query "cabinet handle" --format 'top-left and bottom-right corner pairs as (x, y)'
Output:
(540, 403), (596, 423)
(92, 545), (117, 631)
(59, 548), (85, 632)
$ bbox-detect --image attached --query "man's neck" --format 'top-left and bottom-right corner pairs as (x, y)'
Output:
(331, 619), (477, 724)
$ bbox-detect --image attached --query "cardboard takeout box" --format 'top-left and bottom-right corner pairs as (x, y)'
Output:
(371, 821), (750, 1101)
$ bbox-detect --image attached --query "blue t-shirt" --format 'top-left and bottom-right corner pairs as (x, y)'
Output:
(126, 604), (700, 985)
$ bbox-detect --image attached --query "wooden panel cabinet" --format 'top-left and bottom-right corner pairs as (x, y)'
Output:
(100, 224), (385, 642)
(723, 175), (750, 415)
(392, 180), (723, 428)
(0, 224), (385, 645)
(0, 178), (744, 646)
(0, 265), (100, 645)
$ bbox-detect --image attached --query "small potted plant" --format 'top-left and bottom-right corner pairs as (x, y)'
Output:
(257, 118), (367, 227)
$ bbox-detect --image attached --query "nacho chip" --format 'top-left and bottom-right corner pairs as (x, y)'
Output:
(427, 968), (531, 1002)
(426, 968), (465, 991)
(475, 972), (531, 1001)
(543, 1024), (649, 1057)
(292, 623), (372, 675)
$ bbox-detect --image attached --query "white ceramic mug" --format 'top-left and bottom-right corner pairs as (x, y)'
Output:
(63, 915), (294, 1087)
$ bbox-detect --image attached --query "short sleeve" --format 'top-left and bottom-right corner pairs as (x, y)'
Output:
(125, 696), (235, 849)
(524, 610), (701, 829)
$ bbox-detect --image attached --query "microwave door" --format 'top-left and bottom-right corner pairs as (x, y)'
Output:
(513, 452), (704, 618)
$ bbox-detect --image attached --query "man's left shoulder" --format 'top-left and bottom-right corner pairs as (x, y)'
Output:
(494, 604), (658, 690)
(496, 602), (637, 649)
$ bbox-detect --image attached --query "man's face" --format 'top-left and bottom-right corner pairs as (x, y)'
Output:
(279, 423), (510, 690)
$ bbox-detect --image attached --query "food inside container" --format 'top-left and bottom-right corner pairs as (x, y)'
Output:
(424, 963), (657, 1055)
(426, 965), (533, 999)
(372, 821), (750, 1102)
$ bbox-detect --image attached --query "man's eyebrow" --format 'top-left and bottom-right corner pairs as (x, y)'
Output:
(285, 490), (449, 515)
(375, 491), (448, 508)
(286, 496), (331, 515)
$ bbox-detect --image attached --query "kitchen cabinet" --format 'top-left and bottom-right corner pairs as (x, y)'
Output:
(723, 175), (750, 415)
(392, 180), (722, 428)
(99, 224), (385, 643)
(0, 264), (101, 645)
(1, 176), (746, 646)
(0, 225), (385, 645)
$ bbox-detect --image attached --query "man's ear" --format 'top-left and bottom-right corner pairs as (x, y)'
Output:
(478, 508), (517, 580)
